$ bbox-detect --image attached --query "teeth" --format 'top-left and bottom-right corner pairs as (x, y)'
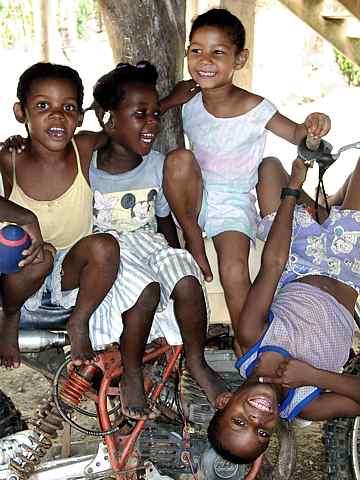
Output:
(199, 71), (216, 77)
(48, 127), (65, 137)
(141, 133), (154, 144)
(248, 398), (272, 412)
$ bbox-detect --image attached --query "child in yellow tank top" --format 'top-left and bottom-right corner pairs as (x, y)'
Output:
(0, 62), (120, 369)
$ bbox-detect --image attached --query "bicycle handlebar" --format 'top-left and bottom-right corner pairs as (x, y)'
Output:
(298, 136), (360, 175)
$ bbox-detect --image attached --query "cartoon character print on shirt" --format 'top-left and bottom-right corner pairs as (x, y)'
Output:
(352, 211), (360, 223)
(331, 225), (360, 255)
(287, 253), (310, 276)
(93, 188), (158, 233)
(327, 257), (341, 276)
(305, 233), (327, 265)
(93, 191), (119, 230)
(121, 189), (157, 227)
(295, 207), (315, 228)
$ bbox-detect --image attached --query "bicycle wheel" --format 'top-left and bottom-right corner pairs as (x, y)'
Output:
(323, 355), (360, 480)
(0, 389), (27, 439)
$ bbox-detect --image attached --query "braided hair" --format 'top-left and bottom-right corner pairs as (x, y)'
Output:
(93, 61), (158, 112)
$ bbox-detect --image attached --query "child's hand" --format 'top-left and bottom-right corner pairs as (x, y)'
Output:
(0, 135), (28, 154)
(304, 112), (331, 139)
(288, 157), (308, 189)
(259, 358), (317, 388)
(161, 80), (200, 112)
(19, 219), (46, 267)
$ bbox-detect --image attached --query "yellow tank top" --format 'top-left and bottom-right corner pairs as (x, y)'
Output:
(9, 138), (93, 251)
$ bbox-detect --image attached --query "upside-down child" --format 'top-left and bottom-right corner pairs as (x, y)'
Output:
(161, 8), (331, 354)
(0, 62), (120, 368)
(207, 154), (360, 464)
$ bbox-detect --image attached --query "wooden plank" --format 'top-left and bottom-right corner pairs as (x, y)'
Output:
(279, 0), (360, 67)
(338, 0), (360, 20)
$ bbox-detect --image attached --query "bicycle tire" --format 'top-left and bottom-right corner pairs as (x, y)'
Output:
(0, 389), (27, 439)
(323, 355), (360, 480)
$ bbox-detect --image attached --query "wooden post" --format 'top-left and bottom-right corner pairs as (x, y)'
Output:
(34, 0), (61, 62)
(34, 0), (50, 61)
(218, 0), (256, 90)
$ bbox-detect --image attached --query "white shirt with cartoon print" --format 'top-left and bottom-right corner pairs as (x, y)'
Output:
(89, 150), (170, 234)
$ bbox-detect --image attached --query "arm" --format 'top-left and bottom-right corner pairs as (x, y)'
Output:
(237, 159), (308, 350)
(160, 80), (200, 114)
(259, 357), (360, 420)
(75, 130), (108, 151)
(157, 214), (180, 248)
(0, 196), (36, 225)
(266, 111), (331, 145)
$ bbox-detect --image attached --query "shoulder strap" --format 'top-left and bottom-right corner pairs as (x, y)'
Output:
(11, 150), (17, 187)
(71, 137), (81, 170)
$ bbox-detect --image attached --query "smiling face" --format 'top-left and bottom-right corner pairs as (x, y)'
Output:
(16, 77), (82, 152)
(187, 26), (247, 90)
(212, 379), (279, 462)
(109, 83), (161, 156)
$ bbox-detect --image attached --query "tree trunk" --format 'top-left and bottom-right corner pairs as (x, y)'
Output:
(98, 0), (186, 152)
(58, 0), (77, 61)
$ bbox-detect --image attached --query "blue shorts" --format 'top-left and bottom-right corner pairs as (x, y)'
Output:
(24, 249), (79, 311)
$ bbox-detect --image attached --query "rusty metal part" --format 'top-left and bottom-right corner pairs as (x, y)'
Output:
(59, 365), (97, 407)
(9, 397), (65, 480)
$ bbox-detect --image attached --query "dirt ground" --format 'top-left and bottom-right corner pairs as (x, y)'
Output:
(0, 363), (327, 480)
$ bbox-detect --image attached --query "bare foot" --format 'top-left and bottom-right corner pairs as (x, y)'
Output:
(119, 369), (158, 421)
(186, 359), (228, 406)
(67, 320), (96, 367)
(184, 226), (213, 282)
(0, 310), (21, 368)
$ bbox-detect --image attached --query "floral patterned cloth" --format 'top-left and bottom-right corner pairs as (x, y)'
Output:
(257, 205), (360, 294)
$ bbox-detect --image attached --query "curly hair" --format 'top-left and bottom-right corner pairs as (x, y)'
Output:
(17, 62), (84, 111)
(190, 9), (246, 52)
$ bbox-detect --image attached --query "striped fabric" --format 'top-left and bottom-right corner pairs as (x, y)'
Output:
(89, 228), (209, 350)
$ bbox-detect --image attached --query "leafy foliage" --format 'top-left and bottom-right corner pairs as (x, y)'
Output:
(0, 0), (98, 49)
(0, 0), (34, 48)
(335, 49), (360, 86)
(76, 0), (98, 39)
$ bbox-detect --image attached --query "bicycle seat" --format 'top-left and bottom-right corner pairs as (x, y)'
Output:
(19, 291), (71, 331)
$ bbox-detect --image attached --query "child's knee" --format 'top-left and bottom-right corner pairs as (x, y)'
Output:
(259, 156), (282, 179)
(138, 282), (160, 311)
(173, 275), (202, 301)
(219, 257), (249, 287)
(164, 148), (198, 180)
(85, 234), (120, 264)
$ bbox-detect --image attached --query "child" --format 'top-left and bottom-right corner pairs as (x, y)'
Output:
(207, 155), (360, 464)
(89, 61), (227, 420)
(0, 62), (120, 368)
(161, 8), (331, 353)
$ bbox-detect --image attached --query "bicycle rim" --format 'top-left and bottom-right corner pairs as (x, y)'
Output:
(352, 416), (360, 480)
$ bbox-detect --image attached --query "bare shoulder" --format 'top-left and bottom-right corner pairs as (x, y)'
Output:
(233, 88), (265, 115)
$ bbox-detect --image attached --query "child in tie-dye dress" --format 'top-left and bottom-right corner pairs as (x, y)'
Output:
(161, 8), (331, 354)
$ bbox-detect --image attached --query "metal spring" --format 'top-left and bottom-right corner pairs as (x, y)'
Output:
(9, 397), (64, 480)
(59, 369), (92, 406)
